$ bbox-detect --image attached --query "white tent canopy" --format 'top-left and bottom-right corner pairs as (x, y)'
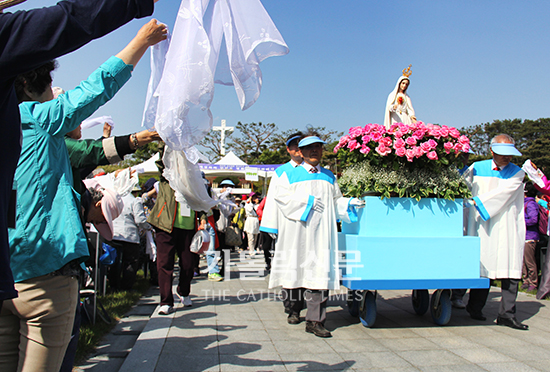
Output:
(131, 151), (280, 194)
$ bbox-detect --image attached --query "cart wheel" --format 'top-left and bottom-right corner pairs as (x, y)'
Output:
(411, 289), (429, 315)
(430, 290), (451, 326)
(359, 291), (377, 328)
(347, 290), (360, 317)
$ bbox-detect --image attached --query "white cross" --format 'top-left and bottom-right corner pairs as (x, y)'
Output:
(212, 119), (234, 156)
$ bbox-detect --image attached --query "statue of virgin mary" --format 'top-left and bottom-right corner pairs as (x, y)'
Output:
(384, 65), (417, 129)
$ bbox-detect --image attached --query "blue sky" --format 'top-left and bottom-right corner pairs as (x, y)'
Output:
(12, 0), (550, 143)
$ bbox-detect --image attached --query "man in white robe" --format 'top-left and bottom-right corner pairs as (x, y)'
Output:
(259, 132), (303, 273)
(269, 136), (362, 337)
(463, 134), (528, 330)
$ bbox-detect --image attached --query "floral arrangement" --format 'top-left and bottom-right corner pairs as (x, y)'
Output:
(334, 122), (472, 201)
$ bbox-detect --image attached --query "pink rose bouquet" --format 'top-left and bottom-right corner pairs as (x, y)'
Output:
(335, 122), (472, 200)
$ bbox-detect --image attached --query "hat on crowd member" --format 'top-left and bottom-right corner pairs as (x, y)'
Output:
(298, 136), (327, 148)
(94, 188), (124, 241)
(220, 179), (235, 187)
(142, 177), (157, 193)
(490, 142), (522, 156)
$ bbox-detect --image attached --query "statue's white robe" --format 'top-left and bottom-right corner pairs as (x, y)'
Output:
(464, 159), (525, 279)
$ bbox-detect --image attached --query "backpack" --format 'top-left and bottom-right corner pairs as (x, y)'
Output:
(539, 204), (549, 236)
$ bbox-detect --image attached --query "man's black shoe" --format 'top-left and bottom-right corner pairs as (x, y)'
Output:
(466, 305), (486, 321)
(305, 321), (332, 338)
(287, 313), (301, 325)
(497, 316), (528, 330)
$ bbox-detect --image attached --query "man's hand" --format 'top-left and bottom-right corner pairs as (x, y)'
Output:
(135, 129), (161, 146)
(103, 122), (112, 138)
(136, 19), (168, 47)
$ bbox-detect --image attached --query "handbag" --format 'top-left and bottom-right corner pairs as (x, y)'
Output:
(225, 224), (242, 247)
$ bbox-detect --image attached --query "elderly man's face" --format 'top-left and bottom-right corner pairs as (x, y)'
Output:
(299, 143), (323, 167)
(491, 138), (514, 168)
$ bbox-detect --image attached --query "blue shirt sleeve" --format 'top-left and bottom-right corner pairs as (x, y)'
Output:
(21, 56), (132, 137)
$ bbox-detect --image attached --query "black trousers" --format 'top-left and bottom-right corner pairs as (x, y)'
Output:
(467, 278), (519, 318)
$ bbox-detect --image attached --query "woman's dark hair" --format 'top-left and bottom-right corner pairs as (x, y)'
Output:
(14, 60), (58, 103)
(525, 181), (537, 198)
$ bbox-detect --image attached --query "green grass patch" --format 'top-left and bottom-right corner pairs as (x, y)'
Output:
(75, 271), (151, 364)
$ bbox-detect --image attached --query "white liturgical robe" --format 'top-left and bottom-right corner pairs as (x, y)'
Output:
(464, 159), (525, 279)
(268, 165), (357, 291)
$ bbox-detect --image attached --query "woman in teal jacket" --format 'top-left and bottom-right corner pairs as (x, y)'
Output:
(0, 20), (167, 371)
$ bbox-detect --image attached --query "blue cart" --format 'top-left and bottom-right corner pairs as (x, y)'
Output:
(338, 197), (489, 327)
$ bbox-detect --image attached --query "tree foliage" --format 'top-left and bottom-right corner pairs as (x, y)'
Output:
(231, 122), (278, 164)
(199, 130), (234, 162)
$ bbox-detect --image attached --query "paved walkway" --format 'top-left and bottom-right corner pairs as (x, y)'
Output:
(77, 252), (550, 372)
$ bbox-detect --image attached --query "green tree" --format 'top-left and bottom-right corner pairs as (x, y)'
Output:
(231, 122), (278, 164)
(199, 130), (234, 162)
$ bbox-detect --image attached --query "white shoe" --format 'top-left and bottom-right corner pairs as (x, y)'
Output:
(451, 299), (466, 309)
(181, 296), (192, 307)
(158, 305), (174, 315)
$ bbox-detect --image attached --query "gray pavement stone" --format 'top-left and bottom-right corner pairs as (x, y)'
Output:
(76, 256), (550, 372)
(339, 351), (413, 369)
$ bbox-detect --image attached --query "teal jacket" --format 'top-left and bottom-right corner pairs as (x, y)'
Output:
(9, 56), (132, 282)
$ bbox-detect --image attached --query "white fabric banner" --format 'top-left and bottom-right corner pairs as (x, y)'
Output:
(81, 115), (115, 130)
(143, 0), (289, 151)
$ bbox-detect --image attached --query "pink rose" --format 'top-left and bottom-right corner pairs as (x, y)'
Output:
(454, 143), (463, 153)
(338, 135), (350, 145)
(405, 136), (417, 146)
(375, 125), (387, 135)
(371, 132), (382, 141)
(360, 145), (370, 155)
(405, 149), (415, 162)
(413, 146), (424, 158)
(394, 130), (404, 138)
(458, 135), (469, 144)
(381, 136), (393, 147)
(420, 141), (431, 152)
(412, 130), (425, 140)
(444, 142), (453, 153)
(375, 144), (391, 156)
(333, 144), (340, 153)
(393, 138), (405, 148)
(348, 139), (360, 150)
(399, 124), (411, 134)
(439, 125), (450, 138)
(449, 127), (460, 138)
(363, 124), (373, 134)
(427, 139), (438, 149)
(427, 151), (438, 160)
(349, 126), (363, 138)
(361, 134), (371, 144)
(462, 144), (471, 153)
(395, 147), (406, 157)
(389, 123), (400, 133)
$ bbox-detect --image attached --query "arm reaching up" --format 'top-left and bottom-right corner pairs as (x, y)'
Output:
(116, 19), (168, 67)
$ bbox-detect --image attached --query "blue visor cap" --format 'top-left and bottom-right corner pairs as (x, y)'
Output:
(298, 136), (327, 148)
(285, 135), (302, 147)
(491, 143), (522, 156)
(220, 179), (235, 187)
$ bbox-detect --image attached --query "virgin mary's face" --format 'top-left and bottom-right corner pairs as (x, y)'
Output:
(399, 79), (409, 93)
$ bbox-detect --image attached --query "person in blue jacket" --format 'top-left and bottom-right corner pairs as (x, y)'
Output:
(0, 20), (167, 371)
(0, 0), (160, 314)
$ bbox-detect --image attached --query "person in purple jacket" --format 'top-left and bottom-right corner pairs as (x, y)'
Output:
(522, 182), (540, 291)
(0, 0), (159, 312)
